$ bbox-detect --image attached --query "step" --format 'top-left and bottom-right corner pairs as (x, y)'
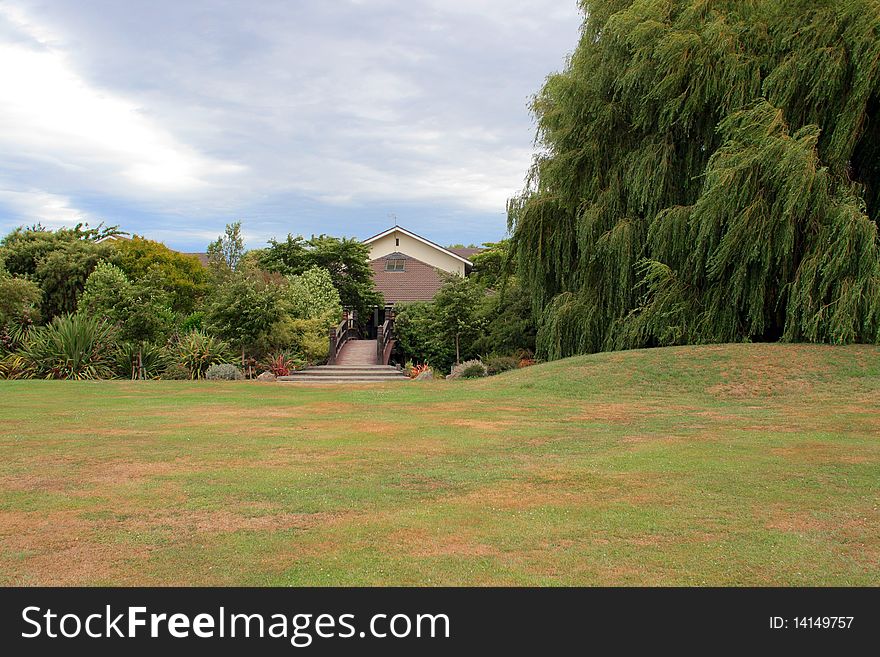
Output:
(277, 366), (408, 382)
(280, 370), (404, 378)
(277, 376), (410, 383)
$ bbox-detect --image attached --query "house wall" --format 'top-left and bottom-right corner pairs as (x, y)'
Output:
(367, 230), (466, 276)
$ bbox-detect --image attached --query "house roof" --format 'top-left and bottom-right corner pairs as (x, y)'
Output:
(369, 253), (448, 304)
(363, 225), (474, 267)
(448, 247), (483, 260)
(183, 252), (210, 267)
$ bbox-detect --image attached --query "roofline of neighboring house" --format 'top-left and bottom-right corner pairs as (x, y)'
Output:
(362, 225), (474, 267)
(95, 234), (132, 244)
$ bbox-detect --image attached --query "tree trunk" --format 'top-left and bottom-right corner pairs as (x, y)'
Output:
(455, 333), (460, 365)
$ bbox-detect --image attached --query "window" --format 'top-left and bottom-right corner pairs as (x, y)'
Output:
(395, 238), (400, 246)
(385, 258), (405, 272)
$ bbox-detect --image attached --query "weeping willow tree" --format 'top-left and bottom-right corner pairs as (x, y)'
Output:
(509, 0), (880, 359)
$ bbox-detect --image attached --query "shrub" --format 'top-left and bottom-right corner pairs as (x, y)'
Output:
(408, 363), (432, 379)
(176, 330), (234, 379)
(205, 363), (243, 380)
(448, 359), (487, 379)
(0, 275), (41, 327)
(179, 311), (205, 334)
(262, 317), (329, 364)
(262, 353), (304, 376)
(483, 355), (518, 375)
(159, 362), (191, 380)
(115, 341), (170, 379)
(0, 353), (32, 380)
(17, 313), (117, 380)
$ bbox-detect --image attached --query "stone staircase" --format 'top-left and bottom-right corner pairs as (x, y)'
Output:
(278, 339), (409, 384)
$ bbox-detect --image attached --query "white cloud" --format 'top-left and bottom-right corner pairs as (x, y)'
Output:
(0, 4), (244, 197)
(0, 187), (89, 227)
(0, 0), (581, 246)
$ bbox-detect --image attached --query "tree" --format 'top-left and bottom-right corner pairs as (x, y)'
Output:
(259, 234), (382, 322)
(469, 240), (512, 290)
(1, 224), (115, 321)
(0, 254), (41, 328)
(509, 1), (880, 360)
(80, 263), (174, 378)
(0, 223), (120, 277)
(472, 282), (536, 357)
(205, 273), (285, 369)
(283, 266), (343, 324)
(110, 236), (208, 313)
(433, 275), (485, 365)
(207, 221), (245, 274)
(394, 301), (456, 371)
(33, 241), (109, 320)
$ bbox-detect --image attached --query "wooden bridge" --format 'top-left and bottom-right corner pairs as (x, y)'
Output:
(278, 313), (408, 383)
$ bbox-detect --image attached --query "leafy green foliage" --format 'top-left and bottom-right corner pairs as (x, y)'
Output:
(207, 221), (245, 274)
(394, 301), (455, 372)
(0, 265), (41, 327)
(15, 313), (117, 380)
(79, 262), (175, 346)
(115, 341), (171, 380)
(259, 234), (382, 321)
(258, 317), (329, 363)
(483, 355), (519, 375)
(283, 266), (343, 324)
(0, 223), (119, 277)
(432, 275), (486, 364)
(509, 0), (880, 359)
(110, 236), (208, 313)
(205, 273), (285, 356)
(1, 224), (117, 321)
(472, 282), (536, 357)
(468, 240), (510, 289)
(179, 312), (205, 334)
(176, 330), (234, 379)
(34, 241), (110, 320)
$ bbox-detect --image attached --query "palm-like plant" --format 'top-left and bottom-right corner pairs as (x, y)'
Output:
(18, 313), (117, 380)
(116, 341), (171, 380)
(176, 330), (234, 379)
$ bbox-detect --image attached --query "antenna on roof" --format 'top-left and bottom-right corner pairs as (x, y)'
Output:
(388, 212), (398, 227)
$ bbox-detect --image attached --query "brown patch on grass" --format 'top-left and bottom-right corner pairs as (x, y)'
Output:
(705, 348), (829, 398)
(448, 419), (517, 431)
(708, 379), (811, 398)
(392, 475), (449, 492)
(0, 509), (153, 585)
(384, 528), (500, 558)
(167, 510), (335, 533)
(82, 459), (195, 486)
(770, 443), (872, 464)
(444, 472), (670, 511)
(8, 541), (154, 586)
(574, 402), (645, 423)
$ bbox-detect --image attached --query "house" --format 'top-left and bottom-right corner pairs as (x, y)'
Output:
(364, 225), (477, 305)
(329, 226), (482, 364)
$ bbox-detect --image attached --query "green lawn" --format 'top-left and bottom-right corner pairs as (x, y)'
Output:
(0, 343), (878, 585)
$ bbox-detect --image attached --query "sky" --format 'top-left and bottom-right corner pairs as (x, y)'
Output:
(0, 0), (582, 251)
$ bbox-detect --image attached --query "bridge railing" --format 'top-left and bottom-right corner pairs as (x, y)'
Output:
(376, 313), (395, 365)
(328, 312), (358, 365)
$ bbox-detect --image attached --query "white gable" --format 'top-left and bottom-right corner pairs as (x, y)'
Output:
(363, 226), (469, 276)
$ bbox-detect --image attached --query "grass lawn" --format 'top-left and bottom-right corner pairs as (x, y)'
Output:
(0, 343), (878, 586)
